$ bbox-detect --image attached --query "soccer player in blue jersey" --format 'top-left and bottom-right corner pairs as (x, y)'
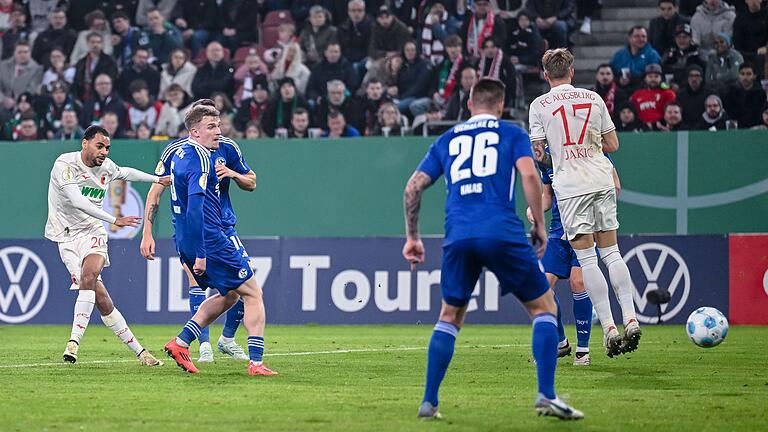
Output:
(141, 99), (256, 363)
(162, 104), (277, 376)
(402, 78), (583, 420)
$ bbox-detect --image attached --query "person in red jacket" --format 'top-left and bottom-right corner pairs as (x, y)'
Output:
(630, 63), (677, 126)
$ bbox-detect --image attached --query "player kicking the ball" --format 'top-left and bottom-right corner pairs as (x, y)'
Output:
(403, 78), (583, 420)
(528, 49), (640, 358)
(45, 125), (169, 365)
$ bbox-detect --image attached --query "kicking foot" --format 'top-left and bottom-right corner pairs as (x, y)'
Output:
(535, 395), (584, 420)
(558, 339), (572, 358)
(198, 342), (214, 363)
(164, 339), (198, 373)
(218, 338), (249, 361)
(573, 351), (591, 366)
(248, 361), (278, 376)
(621, 319), (642, 354)
(138, 349), (164, 366)
(63, 340), (78, 363)
(604, 327), (623, 358)
(417, 401), (442, 420)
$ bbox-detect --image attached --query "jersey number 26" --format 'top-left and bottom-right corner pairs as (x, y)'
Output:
(449, 131), (499, 183)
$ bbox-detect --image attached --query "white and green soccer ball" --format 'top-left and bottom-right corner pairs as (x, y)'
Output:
(686, 307), (729, 348)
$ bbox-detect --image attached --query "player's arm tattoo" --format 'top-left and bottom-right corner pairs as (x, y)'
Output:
(147, 203), (158, 224)
(403, 171), (433, 240)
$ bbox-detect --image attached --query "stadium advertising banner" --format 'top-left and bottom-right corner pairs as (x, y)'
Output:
(0, 235), (737, 325)
(728, 234), (768, 325)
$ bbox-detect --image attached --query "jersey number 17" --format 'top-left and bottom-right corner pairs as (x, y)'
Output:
(552, 103), (592, 146)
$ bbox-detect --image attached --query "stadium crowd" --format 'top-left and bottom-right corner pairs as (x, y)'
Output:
(0, 0), (766, 141)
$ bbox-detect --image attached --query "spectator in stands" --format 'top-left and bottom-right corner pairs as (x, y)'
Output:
(577, 0), (599, 35)
(649, 0), (690, 55)
(119, 48), (161, 103)
(142, 7), (183, 64)
(616, 103), (650, 131)
(127, 80), (163, 133)
(99, 110), (127, 138)
(136, 0), (177, 27)
(244, 120), (263, 138)
(0, 0), (12, 32)
(212, 91), (236, 117)
(70, 10), (113, 63)
(662, 23), (705, 87)
(3, 92), (41, 140)
(225, 0), (263, 48)
(2, 5), (30, 60)
(220, 113), (240, 139)
(445, 64), (478, 121)
(134, 121), (151, 139)
(676, 64), (713, 127)
(38, 81), (81, 138)
(160, 48), (196, 97)
(508, 10), (543, 67)
(26, 0), (60, 34)
(290, 0), (321, 25)
(235, 74), (270, 132)
(525, 0), (572, 49)
(338, 0), (373, 80)
(695, 94), (730, 129)
(705, 32), (743, 91)
(263, 23), (295, 67)
(0, 41), (43, 111)
(352, 78), (391, 134)
(80, 73), (126, 129)
(369, 5), (411, 61)
(41, 48), (75, 93)
(691, 0), (736, 56)
(412, 101), (451, 136)
(299, 6), (338, 66)
(53, 107), (85, 140)
(191, 41), (235, 100)
(172, 0), (221, 57)
(655, 102), (686, 130)
(610, 26), (662, 92)
(308, 42), (357, 103)
(314, 80), (356, 129)
(461, 0), (507, 59)
(234, 51), (270, 106)
(372, 101), (404, 136)
(32, 8), (76, 65)
(77, 2), (138, 29)
(722, 62), (767, 128)
(73, 32), (119, 103)
(262, 77), (310, 136)
(631, 64), (677, 126)
(364, 52), (403, 97)
(477, 37), (516, 106)
(13, 114), (41, 141)
(429, 35), (467, 108)
(111, 11), (142, 70)
(271, 42), (312, 96)
(733, 0), (768, 78)
(289, 107), (311, 138)
(420, 2), (461, 66)
(155, 83), (191, 137)
(593, 64), (628, 121)
(750, 103), (768, 129)
(325, 110), (361, 137)
(394, 40), (433, 116)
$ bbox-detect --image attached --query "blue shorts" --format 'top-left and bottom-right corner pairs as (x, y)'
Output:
(541, 237), (580, 279)
(223, 226), (250, 259)
(441, 238), (549, 307)
(180, 239), (253, 295)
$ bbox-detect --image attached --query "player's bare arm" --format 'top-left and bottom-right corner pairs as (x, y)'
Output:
(402, 170), (433, 268)
(215, 164), (257, 191)
(527, 184), (554, 224)
(517, 156), (547, 258)
(602, 130), (619, 153)
(141, 182), (168, 260)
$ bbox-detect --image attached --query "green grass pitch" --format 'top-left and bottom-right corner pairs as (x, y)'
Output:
(0, 324), (766, 431)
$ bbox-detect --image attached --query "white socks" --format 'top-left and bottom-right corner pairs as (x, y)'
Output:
(70, 290), (95, 344)
(574, 247), (616, 334)
(598, 244), (638, 325)
(101, 308), (144, 355)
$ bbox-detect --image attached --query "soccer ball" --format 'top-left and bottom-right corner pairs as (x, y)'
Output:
(686, 307), (729, 348)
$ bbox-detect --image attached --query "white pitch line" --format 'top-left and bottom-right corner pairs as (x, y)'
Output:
(0, 344), (521, 369)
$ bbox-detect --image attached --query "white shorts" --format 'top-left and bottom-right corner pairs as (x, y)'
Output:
(558, 188), (619, 240)
(58, 228), (110, 289)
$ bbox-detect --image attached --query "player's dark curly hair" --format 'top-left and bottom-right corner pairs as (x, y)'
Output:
(83, 125), (110, 141)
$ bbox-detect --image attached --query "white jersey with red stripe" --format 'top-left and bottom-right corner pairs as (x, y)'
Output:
(528, 84), (616, 200)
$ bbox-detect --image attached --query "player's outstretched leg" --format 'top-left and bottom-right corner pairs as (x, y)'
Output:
(189, 285), (213, 362)
(64, 289), (95, 363)
(597, 243), (641, 353)
(218, 299), (248, 360)
(553, 293), (571, 358)
(569, 268), (592, 366)
(236, 277), (278, 376)
(573, 246), (622, 357)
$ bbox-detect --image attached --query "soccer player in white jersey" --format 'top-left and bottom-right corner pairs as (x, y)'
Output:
(528, 49), (641, 357)
(45, 125), (170, 365)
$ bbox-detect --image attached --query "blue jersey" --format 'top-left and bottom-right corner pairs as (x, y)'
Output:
(169, 140), (228, 258)
(157, 136), (251, 229)
(417, 114), (534, 246)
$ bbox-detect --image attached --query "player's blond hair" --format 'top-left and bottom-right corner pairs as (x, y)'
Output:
(184, 105), (220, 131)
(541, 48), (574, 80)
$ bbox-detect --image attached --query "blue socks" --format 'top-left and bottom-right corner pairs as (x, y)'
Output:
(248, 336), (265, 363)
(423, 321), (459, 407)
(532, 313), (558, 400)
(178, 320), (202, 346)
(189, 286), (210, 344)
(553, 293), (567, 344)
(573, 291), (593, 349)
(222, 299), (245, 339)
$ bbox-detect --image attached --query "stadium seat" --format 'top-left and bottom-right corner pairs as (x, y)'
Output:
(262, 10), (293, 27)
(260, 26), (281, 50)
(233, 45), (259, 68)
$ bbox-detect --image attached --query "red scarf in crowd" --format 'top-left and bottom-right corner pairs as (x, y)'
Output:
(466, 12), (495, 58)
(441, 55), (463, 102)
(479, 48), (503, 80)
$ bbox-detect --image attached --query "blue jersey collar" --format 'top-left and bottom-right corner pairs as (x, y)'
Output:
(467, 113), (499, 122)
(187, 138), (212, 154)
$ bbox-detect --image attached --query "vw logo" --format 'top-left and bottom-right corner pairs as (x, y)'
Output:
(624, 242), (690, 324)
(0, 246), (49, 323)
